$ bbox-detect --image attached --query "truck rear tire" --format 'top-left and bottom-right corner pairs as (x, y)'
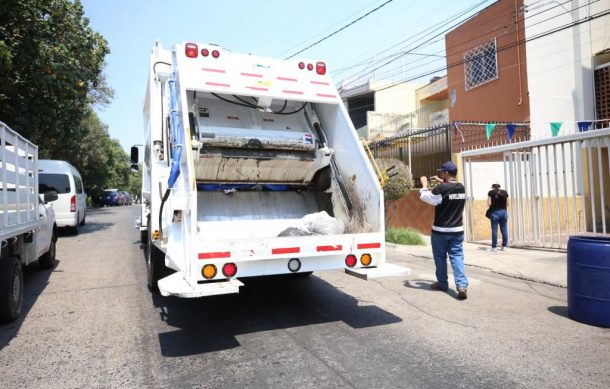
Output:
(38, 231), (57, 269)
(0, 257), (23, 322)
(146, 218), (173, 291)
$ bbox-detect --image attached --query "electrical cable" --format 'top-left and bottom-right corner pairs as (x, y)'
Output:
(342, 2), (606, 112)
(337, 0), (587, 87)
(285, 0), (396, 59)
(331, 0), (493, 77)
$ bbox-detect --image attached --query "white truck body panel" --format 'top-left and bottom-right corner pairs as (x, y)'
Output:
(1, 121), (39, 242)
(141, 42), (405, 298)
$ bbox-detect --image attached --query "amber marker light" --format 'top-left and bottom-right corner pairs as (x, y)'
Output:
(361, 253), (372, 266)
(202, 264), (217, 279)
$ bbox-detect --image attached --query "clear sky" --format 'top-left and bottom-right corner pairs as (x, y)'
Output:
(80, 0), (493, 151)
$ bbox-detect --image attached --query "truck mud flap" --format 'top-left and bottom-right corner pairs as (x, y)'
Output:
(345, 263), (411, 281)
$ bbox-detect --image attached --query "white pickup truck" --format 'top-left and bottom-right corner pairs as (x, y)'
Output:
(1, 121), (58, 322)
(134, 41), (409, 298)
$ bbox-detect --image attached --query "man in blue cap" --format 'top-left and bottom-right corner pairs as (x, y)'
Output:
(419, 161), (469, 299)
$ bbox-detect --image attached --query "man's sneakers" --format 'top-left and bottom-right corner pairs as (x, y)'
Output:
(457, 288), (468, 300)
(430, 282), (449, 292)
(501, 246), (508, 251)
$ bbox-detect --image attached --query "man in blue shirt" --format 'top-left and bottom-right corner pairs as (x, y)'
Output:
(419, 161), (469, 299)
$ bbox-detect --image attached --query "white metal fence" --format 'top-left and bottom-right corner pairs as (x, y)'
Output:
(461, 127), (610, 250)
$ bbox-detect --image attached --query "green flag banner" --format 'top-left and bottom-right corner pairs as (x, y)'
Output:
(550, 122), (563, 137)
(485, 123), (497, 140)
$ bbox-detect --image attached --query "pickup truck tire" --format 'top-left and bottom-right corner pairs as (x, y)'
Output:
(0, 257), (23, 322)
(38, 231), (57, 269)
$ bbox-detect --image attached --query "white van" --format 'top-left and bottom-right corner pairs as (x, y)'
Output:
(38, 160), (87, 234)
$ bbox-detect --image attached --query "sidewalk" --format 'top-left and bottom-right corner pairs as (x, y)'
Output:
(389, 236), (568, 287)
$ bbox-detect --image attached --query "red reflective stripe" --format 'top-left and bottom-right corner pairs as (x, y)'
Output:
(316, 93), (336, 98)
(272, 247), (300, 255)
(357, 243), (381, 249)
(206, 82), (230, 87)
(317, 245), (342, 252)
(283, 90), (303, 95)
(241, 72), (263, 78)
(202, 67), (226, 73)
(277, 76), (298, 82)
(246, 86), (269, 91)
(311, 81), (330, 86)
(199, 251), (231, 260)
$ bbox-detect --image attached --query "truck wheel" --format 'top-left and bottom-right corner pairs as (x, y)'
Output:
(146, 218), (173, 291)
(140, 230), (147, 244)
(0, 257), (23, 322)
(79, 212), (86, 226)
(38, 232), (57, 269)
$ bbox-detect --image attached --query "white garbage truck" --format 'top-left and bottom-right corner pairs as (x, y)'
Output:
(134, 41), (408, 298)
(1, 121), (58, 322)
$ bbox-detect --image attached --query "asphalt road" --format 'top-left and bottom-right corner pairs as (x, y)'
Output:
(1, 206), (609, 388)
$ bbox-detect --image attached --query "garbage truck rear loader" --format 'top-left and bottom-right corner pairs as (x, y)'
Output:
(135, 41), (408, 297)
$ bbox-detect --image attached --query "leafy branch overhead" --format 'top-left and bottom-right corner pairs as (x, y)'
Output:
(0, 0), (127, 192)
(0, 0), (112, 150)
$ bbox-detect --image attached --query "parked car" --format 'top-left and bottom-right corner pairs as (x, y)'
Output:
(38, 159), (87, 234)
(101, 189), (123, 206)
(121, 191), (133, 205)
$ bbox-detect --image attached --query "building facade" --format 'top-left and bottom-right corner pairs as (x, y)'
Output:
(445, 0), (530, 125)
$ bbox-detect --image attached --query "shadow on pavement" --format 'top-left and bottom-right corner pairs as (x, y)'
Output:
(403, 280), (464, 300)
(0, 260), (59, 350)
(152, 275), (402, 357)
(547, 305), (569, 319)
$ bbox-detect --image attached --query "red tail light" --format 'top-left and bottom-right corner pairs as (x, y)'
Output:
(345, 254), (357, 268)
(70, 195), (76, 212)
(185, 43), (198, 58)
(298, 62), (305, 69)
(201, 48), (209, 57)
(212, 50), (220, 58)
(316, 62), (326, 75)
(222, 263), (237, 277)
(307, 63), (314, 71)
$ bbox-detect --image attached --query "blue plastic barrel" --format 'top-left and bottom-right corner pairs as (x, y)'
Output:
(567, 236), (610, 327)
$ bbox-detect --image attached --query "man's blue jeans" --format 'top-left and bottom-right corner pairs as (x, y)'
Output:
(431, 232), (468, 289)
(490, 209), (509, 248)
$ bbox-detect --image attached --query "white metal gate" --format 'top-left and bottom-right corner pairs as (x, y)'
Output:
(461, 128), (610, 250)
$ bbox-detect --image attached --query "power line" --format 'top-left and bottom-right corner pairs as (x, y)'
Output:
(275, 0), (389, 58)
(344, 8), (610, 114)
(339, 0), (595, 89)
(284, 0), (396, 60)
(332, 0), (493, 77)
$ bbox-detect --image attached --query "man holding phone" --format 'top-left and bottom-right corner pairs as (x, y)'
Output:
(419, 161), (469, 299)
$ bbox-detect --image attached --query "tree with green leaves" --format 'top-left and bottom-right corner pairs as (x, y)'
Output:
(0, 0), (112, 158)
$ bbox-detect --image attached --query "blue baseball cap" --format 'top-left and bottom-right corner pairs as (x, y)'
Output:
(436, 161), (458, 172)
